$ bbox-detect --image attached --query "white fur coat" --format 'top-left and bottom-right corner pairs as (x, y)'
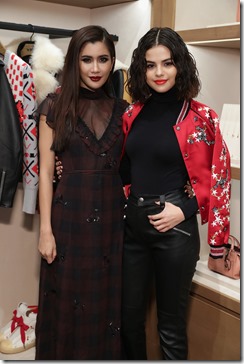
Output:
(30, 36), (64, 105)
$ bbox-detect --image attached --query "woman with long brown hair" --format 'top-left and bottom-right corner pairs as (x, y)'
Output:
(35, 25), (128, 360)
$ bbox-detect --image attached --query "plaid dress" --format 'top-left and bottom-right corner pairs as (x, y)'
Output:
(35, 88), (128, 360)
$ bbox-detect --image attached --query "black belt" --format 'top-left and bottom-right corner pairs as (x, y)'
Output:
(129, 188), (185, 209)
(129, 194), (165, 209)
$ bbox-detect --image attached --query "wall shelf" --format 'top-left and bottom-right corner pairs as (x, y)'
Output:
(33, 0), (137, 8)
(231, 166), (240, 180)
(184, 38), (239, 49)
(177, 23), (240, 49)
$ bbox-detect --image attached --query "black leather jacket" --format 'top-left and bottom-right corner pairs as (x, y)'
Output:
(0, 59), (22, 207)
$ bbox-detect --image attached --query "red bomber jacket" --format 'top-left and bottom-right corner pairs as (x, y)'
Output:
(122, 99), (231, 247)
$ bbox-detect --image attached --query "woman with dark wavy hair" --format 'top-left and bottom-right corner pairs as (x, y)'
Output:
(35, 25), (128, 360)
(120, 27), (231, 360)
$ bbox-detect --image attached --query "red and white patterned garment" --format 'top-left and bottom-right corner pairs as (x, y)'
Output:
(122, 99), (231, 252)
(4, 50), (38, 214)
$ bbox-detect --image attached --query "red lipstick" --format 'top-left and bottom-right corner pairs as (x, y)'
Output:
(90, 77), (102, 82)
(154, 79), (167, 85)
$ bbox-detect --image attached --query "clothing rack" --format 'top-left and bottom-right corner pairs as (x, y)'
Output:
(0, 21), (119, 41)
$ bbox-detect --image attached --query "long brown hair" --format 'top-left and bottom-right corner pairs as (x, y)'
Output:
(53, 25), (116, 151)
(126, 27), (201, 103)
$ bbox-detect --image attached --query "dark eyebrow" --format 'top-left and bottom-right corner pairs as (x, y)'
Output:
(146, 57), (172, 63)
(81, 54), (110, 58)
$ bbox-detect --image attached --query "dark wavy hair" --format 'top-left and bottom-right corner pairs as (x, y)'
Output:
(53, 25), (115, 151)
(126, 27), (201, 103)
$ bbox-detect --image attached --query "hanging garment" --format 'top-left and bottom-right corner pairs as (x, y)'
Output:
(30, 35), (64, 105)
(0, 59), (22, 207)
(4, 50), (38, 214)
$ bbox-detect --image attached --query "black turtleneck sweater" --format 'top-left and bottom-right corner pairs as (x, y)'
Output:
(121, 86), (199, 219)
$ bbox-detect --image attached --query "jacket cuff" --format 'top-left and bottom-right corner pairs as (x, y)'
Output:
(209, 245), (225, 259)
(23, 188), (38, 214)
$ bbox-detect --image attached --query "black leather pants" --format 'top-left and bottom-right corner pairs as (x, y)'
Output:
(121, 189), (200, 360)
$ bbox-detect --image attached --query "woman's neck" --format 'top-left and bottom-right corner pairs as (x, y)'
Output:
(148, 86), (179, 103)
(80, 87), (106, 99)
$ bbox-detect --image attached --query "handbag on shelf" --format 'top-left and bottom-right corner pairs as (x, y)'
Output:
(208, 235), (240, 280)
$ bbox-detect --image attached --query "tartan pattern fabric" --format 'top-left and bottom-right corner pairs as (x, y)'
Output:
(35, 97), (127, 359)
(4, 50), (38, 214)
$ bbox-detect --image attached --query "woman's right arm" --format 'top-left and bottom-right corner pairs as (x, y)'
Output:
(38, 114), (57, 264)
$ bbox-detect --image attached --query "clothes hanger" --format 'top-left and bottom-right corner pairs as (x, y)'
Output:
(29, 24), (35, 41)
(17, 25), (35, 65)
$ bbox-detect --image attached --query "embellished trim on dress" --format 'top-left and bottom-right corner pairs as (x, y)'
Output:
(75, 98), (126, 156)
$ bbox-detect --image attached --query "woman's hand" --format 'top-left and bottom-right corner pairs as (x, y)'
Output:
(148, 202), (185, 232)
(38, 231), (57, 264)
(184, 180), (195, 198)
(55, 156), (63, 180)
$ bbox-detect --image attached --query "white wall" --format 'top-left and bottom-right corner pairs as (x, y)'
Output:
(0, 0), (151, 67)
(0, 186), (40, 327)
(174, 0), (240, 116)
(175, 0), (238, 30)
(91, 0), (151, 66)
(188, 46), (240, 116)
(0, 0), (90, 53)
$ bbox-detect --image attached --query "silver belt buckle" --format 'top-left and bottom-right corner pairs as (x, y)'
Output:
(138, 197), (144, 206)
